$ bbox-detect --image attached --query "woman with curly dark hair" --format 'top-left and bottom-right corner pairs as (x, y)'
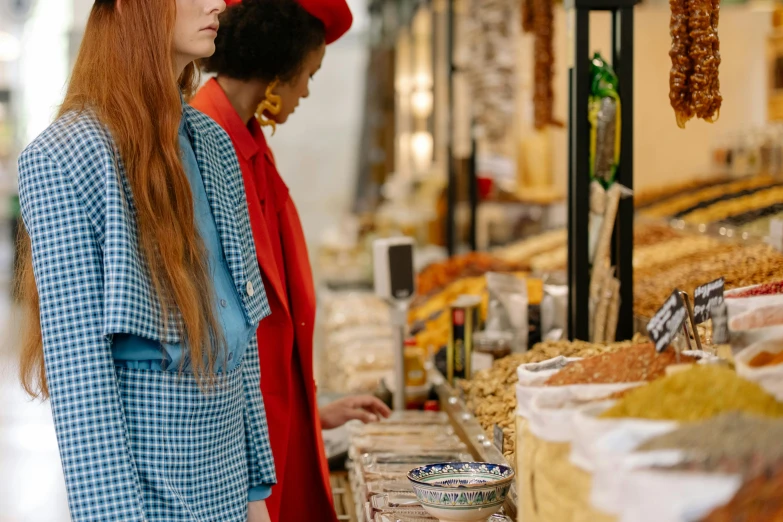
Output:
(191, 0), (391, 520)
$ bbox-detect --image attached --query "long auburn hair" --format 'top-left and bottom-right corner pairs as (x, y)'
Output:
(18, 0), (223, 398)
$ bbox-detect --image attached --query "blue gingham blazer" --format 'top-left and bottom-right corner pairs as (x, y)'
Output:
(18, 105), (276, 521)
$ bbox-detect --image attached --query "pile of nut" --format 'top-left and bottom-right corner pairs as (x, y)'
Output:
(635, 243), (783, 318)
(461, 337), (644, 463)
(639, 176), (773, 220)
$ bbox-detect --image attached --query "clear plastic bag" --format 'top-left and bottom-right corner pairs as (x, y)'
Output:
(486, 272), (529, 352)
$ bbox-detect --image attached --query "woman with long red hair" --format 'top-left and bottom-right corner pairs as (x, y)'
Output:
(17, 1), (276, 520)
(191, 0), (390, 520)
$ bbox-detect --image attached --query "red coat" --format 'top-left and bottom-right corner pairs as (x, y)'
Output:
(192, 79), (337, 522)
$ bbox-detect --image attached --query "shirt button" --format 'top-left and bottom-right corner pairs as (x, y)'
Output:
(220, 299), (227, 308)
(246, 281), (255, 297)
(228, 352), (234, 361)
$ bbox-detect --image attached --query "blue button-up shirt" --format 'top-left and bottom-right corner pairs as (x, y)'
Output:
(112, 115), (271, 501)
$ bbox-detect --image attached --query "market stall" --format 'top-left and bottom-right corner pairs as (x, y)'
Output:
(317, 0), (783, 518)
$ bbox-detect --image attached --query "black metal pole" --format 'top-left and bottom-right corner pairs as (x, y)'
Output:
(445, 0), (457, 256)
(468, 138), (478, 251)
(567, 7), (591, 341)
(612, 6), (635, 339)
(567, 70), (575, 339)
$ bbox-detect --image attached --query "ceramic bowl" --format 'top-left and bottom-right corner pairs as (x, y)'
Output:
(407, 462), (514, 522)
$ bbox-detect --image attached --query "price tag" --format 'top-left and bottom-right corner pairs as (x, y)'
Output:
(493, 424), (504, 454)
(693, 278), (725, 325)
(647, 290), (688, 352)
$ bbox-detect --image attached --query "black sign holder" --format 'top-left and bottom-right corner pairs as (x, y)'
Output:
(445, 0), (478, 256)
(567, 0), (639, 341)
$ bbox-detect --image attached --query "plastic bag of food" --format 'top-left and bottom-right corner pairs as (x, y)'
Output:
(589, 52), (621, 187)
(486, 272), (529, 352)
(541, 284), (568, 340)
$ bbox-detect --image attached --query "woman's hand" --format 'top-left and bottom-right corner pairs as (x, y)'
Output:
(319, 395), (392, 430)
(248, 500), (271, 522)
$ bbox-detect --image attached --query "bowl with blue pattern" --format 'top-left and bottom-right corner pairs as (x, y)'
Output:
(406, 462), (514, 522)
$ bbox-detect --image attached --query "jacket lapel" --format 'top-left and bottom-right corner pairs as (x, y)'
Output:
(184, 108), (259, 321)
(245, 168), (290, 317)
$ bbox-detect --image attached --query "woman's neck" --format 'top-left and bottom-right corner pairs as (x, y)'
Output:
(216, 76), (268, 125)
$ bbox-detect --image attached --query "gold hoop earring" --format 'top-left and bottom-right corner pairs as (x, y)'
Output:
(255, 80), (282, 135)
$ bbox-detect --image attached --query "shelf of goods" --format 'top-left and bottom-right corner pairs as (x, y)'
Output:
(457, 331), (783, 522)
(637, 174), (783, 238)
(488, 221), (783, 321)
(346, 408), (515, 522)
(319, 174), (783, 399)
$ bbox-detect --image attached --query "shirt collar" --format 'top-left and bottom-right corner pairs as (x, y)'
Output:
(201, 78), (260, 162)
(179, 94), (191, 139)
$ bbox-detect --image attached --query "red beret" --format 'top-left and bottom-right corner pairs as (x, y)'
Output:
(225, 0), (352, 45)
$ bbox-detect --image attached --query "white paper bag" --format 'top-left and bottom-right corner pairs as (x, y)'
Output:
(617, 468), (741, 522)
(589, 429), (681, 513)
(515, 357), (581, 419)
(526, 383), (642, 443)
(569, 402), (676, 473)
(735, 338), (783, 401)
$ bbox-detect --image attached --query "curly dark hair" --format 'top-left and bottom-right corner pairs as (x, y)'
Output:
(201, 0), (326, 83)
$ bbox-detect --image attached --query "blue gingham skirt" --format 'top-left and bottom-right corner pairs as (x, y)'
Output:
(116, 364), (248, 521)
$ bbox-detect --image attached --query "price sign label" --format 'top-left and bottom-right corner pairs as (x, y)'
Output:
(693, 278), (725, 325)
(493, 424), (504, 454)
(647, 290), (688, 352)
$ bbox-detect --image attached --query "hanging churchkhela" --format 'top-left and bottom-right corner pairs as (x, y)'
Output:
(669, 0), (722, 128)
(521, 0), (534, 33)
(531, 0), (560, 129)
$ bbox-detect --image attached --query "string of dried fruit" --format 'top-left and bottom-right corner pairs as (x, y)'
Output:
(688, 0), (719, 121)
(708, 0), (722, 117)
(669, 0), (694, 128)
(533, 0), (556, 129)
(522, 0), (534, 33)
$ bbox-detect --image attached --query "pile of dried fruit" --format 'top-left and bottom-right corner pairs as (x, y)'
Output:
(633, 222), (686, 247)
(461, 336), (645, 462)
(634, 243), (783, 318)
(545, 344), (693, 386)
(669, 0), (722, 128)
(639, 176), (774, 220)
(728, 280), (783, 299)
(416, 252), (525, 297)
(684, 186), (783, 225)
(634, 176), (729, 209)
